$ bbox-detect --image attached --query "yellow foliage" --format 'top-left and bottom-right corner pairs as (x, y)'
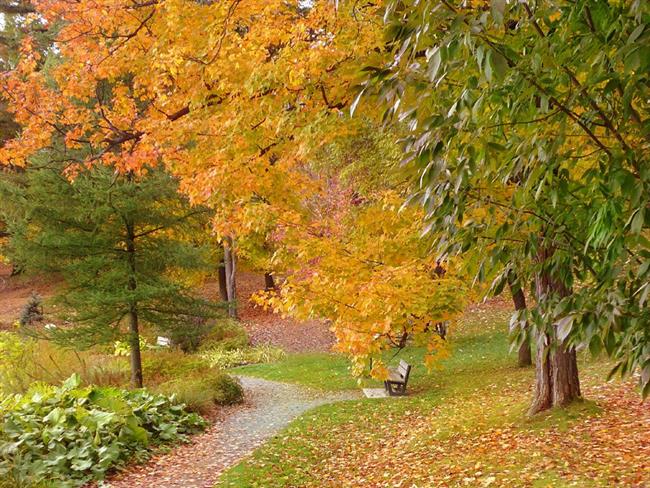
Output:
(257, 192), (469, 378)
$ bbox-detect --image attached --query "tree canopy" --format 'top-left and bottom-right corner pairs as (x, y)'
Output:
(359, 0), (650, 404)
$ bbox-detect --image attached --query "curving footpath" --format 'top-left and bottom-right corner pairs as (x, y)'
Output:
(105, 376), (359, 488)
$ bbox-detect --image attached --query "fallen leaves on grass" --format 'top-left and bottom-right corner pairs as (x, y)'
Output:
(219, 376), (649, 487)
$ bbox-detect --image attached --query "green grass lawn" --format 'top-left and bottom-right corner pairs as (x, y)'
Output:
(219, 306), (648, 487)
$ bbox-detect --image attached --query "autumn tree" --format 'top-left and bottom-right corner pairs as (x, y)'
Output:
(258, 122), (469, 376)
(0, 1), (389, 333)
(0, 160), (217, 388)
(0, 0), (383, 226)
(361, 0), (650, 411)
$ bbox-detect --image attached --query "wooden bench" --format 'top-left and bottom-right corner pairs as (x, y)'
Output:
(384, 359), (412, 396)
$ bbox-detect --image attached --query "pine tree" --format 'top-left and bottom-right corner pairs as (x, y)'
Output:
(1, 159), (218, 387)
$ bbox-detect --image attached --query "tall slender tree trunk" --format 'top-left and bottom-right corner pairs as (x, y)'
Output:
(264, 272), (275, 291)
(223, 237), (237, 319)
(127, 308), (143, 389)
(507, 271), (532, 367)
(125, 216), (143, 389)
(529, 247), (580, 415)
(218, 257), (228, 302)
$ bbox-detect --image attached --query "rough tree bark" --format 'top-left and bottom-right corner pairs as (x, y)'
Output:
(507, 271), (532, 367)
(223, 237), (237, 319)
(125, 216), (143, 389)
(528, 248), (581, 415)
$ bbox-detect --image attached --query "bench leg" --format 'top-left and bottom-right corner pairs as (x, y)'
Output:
(384, 381), (407, 396)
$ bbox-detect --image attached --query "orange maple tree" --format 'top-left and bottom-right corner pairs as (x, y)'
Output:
(0, 0), (385, 240)
(1, 0), (472, 375)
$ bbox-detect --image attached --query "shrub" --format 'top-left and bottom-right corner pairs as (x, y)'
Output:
(0, 374), (205, 487)
(141, 350), (210, 385)
(155, 373), (243, 415)
(165, 317), (214, 353)
(0, 333), (129, 394)
(201, 345), (286, 369)
(19, 292), (43, 327)
(198, 319), (249, 352)
(112, 336), (152, 357)
(210, 374), (244, 405)
(0, 332), (34, 394)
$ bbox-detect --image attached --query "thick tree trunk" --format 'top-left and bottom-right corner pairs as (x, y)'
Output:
(552, 345), (580, 407)
(218, 257), (228, 302)
(264, 272), (275, 291)
(529, 249), (581, 415)
(507, 272), (532, 367)
(223, 237), (237, 319)
(125, 208), (143, 389)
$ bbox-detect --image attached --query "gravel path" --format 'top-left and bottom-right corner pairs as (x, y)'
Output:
(105, 376), (360, 488)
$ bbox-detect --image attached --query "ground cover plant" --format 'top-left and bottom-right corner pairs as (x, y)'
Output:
(0, 374), (206, 487)
(218, 305), (649, 487)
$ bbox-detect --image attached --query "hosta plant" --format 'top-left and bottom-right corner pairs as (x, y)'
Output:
(0, 374), (205, 487)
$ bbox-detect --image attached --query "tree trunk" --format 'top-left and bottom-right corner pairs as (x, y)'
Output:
(264, 272), (275, 291)
(128, 309), (143, 389)
(223, 237), (237, 319)
(507, 272), (532, 367)
(529, 249), (581, 415)
(552, 344), (580, 407)
(529, 332), (553, 414)
(218, 257), (228, 301)
(125, 209), (143, 389)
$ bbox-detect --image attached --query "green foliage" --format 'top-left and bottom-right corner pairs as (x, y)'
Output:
(202, 345), (286, 370)
(0, 333), (129, 395)
(363, 0), (650, 395)
(156, 374), (243, 415)
(198, 319), (250, 352)
(0, 374), (205, 487)
(167, 317), (245, 353)
(113, 336), (153, 357)
(0, 161), (220, 385)
(1, 162), (218, 347)
(0, 332), (34, 394)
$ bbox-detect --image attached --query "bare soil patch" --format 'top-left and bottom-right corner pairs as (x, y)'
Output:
(0, 264), (60, 329)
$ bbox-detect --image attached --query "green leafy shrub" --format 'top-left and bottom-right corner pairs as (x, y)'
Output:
(155, 374), (243, 415)
(0, 374), (205, 487)
(197, 319), (249, 352)
(202, 345), (286, 369)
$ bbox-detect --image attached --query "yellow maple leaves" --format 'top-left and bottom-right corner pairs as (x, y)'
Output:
(258, 191), (469, 378)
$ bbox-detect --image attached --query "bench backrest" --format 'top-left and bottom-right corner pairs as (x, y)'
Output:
(398, 360), (412, 381)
